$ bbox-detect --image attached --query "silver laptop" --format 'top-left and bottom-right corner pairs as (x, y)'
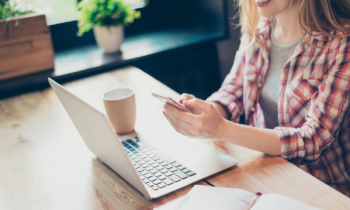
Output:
(48, 78), (238, 200)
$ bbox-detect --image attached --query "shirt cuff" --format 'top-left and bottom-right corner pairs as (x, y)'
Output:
(275, 126), (306, 163)
(206, 92), (242, 123)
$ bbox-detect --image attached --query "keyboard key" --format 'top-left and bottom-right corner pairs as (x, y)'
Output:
(156, 159), (164, 164)
(181, 168), (191, 173)
(149, 153), (156, 158)
(149, 169), (158, 174)
(144, 157), (152, 162)
(148, 160), (156, 165)
(138, 142), (147, 147)
(139, 148), (148, 152)
(153, 179), (162, 185)
(126, 139), (137, 145)
(145, 166), (153, 171)
(165, 165), (174, 170)
(157, 182), (166, 188)
(144, 173), (153, 178)
(154, 172), (162, 177)
(162, 178), (174, 185)
(152, 149), (176, 163)
(152, 185), (159, 190)
(138, 160), (145, 165)
(136, 168), (144, 172)
(129, 155), (137, 160)
(132, 137), (140, 142)
(177, 165), (186, 170)
(134, 158), (142, 162)
(140, 163), (149, 168)
(144, 151), (152, 155)
(142, 179), (149, 183)
(169, 168), (177, 172)
(186, 171), (196, 176)
(160, 162), (168, 166)
(147, 182), (154, 187)
(158, 175), (167, 180)
(168, 175), (181, 182)
(155, 165), (164, 170)
(139, 175), (145, 180)
(152, 156), (160, 161)
(139, 155), (147, 159)
(172, 162), (182, 167)
(148, 176), (157, 181)
(173, 170), (188, 179)
(151, 163), (159, 167)
(164, 171), (173, 176)
(159, 168), (168, 173)
(135, 152), (143, 156)
(137, 145), (145, 150)
(140, 171), (148, 175)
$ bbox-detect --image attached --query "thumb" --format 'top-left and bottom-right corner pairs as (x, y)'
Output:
(183, 99), (210, 112)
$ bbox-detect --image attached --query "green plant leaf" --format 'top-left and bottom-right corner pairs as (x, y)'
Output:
(77, 0), (140, 36)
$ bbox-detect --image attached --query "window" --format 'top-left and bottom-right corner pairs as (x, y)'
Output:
(12, 0), (147, 25)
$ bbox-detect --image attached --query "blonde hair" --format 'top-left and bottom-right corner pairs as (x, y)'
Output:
(237, 0), (350, 48)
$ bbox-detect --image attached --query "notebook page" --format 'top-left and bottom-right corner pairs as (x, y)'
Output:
(178, 185), (255, 210)
(251, 194), (321, 210)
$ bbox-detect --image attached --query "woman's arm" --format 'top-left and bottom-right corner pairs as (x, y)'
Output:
(163, 99), (281, 155)
(220, 120), (281, 155)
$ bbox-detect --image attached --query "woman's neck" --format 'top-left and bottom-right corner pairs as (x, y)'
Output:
(274, 3), (301, 45)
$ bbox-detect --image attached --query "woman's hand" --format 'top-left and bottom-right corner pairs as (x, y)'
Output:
(179, 93), (195, 104)
(163, 98), (226, 139)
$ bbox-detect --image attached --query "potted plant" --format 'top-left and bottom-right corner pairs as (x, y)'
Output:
(77, 0), (140, 54)
(0, 0), (54, 81)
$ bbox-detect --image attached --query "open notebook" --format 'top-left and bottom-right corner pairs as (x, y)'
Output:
(164, 185), (321, 210)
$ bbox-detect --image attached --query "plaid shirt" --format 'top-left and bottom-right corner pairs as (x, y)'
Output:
(207, 19), (350, 196)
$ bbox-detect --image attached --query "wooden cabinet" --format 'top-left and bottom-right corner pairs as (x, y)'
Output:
(0, 14), (54, 81)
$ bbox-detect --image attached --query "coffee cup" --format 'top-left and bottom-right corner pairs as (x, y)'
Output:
(103, 88), (136, 134)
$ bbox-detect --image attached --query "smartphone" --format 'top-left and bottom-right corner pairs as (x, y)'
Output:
(152, 93), (192, 113)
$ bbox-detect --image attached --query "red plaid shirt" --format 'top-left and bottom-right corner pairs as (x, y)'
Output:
(207, 19), (350, 196)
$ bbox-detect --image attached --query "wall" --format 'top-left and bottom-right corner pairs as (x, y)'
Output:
(216, 0), (241, 82)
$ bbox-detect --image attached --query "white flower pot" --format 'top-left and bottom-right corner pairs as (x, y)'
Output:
(93, 26), (124, 54)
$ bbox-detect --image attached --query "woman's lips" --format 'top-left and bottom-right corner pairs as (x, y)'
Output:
(256, 0), (271, 7)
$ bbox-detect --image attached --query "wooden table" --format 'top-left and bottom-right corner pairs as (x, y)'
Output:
(0, 66), (349, 210)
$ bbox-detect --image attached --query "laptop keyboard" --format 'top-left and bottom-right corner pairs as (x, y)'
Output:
(122, 137), (196, 191)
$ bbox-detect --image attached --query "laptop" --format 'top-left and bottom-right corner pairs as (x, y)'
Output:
(48, 78), (238, 200)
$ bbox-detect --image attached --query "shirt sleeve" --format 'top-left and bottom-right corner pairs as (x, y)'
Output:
(276, 37), (350, 164)
(206, 34), (247, 123)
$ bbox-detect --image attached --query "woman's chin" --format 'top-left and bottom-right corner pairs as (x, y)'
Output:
(257, 9), (275, 19)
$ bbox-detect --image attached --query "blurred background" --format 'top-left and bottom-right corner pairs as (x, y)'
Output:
(0, 0), (240, 99)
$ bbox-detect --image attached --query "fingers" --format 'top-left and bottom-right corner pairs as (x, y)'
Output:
(163, 110), (193, 136)
(183, 98), (211, 112)
(179, 93), (195, 104)
(164, 104), (197, 124)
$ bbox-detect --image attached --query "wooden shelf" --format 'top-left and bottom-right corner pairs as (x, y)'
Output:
(0, 27), (224, 99)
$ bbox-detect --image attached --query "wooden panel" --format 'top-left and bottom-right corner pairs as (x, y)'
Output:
(0, 34), (52, 58)
(0, 66), (349, 210)
(0, 14), (54, 81)
(0, 14), (49, 42)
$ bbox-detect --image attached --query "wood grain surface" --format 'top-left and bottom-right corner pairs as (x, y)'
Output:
(0, 66), (349, 210)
